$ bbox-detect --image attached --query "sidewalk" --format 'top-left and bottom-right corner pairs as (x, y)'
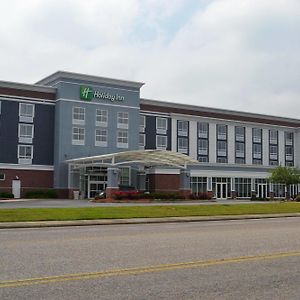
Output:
(1, 213), (300, 229)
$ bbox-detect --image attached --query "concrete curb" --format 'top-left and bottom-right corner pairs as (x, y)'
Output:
(1, 213), (300, 229)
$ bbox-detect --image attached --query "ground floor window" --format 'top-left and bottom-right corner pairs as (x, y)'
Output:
(190, 177), (207, 195)
(235, 178), (251, 198)
(119, 167), (130, 186)
(255, 179), (269, 198)
(273, 183), (285, 198)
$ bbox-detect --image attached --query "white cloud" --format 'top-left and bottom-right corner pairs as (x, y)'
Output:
(0, 0), (299, 117)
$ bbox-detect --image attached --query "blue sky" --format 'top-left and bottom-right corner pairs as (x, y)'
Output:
(0, 0), (299, 118)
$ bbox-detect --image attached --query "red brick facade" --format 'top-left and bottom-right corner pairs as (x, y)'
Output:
(0, 169), (53, 197)
(148, 174), (180, 192)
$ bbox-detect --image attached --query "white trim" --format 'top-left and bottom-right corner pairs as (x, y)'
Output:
(156, 117), (168, 134)
(190, 169), (270, 178)
(49, 80), (141, 93)
(147, 168), (180, 175)
(17, 144), (33, 165)
(156, 135), (167, 150)
(56, 98), (139, 110)
(139, 111), (170, 117)
(0, 95), (55, 105)
(0, 163), (53, 170)
(0, 173), (5, 180)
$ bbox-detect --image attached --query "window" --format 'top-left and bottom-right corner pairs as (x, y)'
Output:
(285, 132), (293, 145)
(72, 107), (85, 125)
(0, 173), (5, 181)
(18, 124), (34, 143)
(139, 134), (145, 149)
(95, 129), (107, 147)
(19, 103), (34, 122)
(253, 128), (262, 143)
(198, 139), (208, 155)
(178, 137), (188, 154)
(156, 135), (167, 150)
(235, 178), (251, 198)
(177, 120), (189, 136)
(217, 124), (227, 140)
(270, 145), (278, 159)
(285, 132), (294, 166)
(253, 143), (262, 158)
(117, 130), (128, 148)
(96, 109), (108, 126)
(235, 142), (245, 158)
(198, 123), (208, 138)
(253, 128), (262, 165)
(269, 130), (278, 145)
(18, 145), (33, 164)
(140, 115), (145, 132)
(217, 140), (227, 156)
(156, 117), (167, 134)
(119, 167), (130, 186)
(191, 177), (207, 195)
(117, 112), (129, 129)
(72, 127), (85, 145)
(235, 126), (245, 142)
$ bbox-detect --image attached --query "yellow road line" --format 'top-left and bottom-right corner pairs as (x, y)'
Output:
(1, 251), (300, 289)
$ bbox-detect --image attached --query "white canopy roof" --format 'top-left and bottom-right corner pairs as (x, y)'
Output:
(66, 150), (199, 169)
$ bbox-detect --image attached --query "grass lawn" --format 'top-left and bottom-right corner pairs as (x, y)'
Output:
(0, 202), (300, 222)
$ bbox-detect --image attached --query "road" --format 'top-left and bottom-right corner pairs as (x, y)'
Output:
(1, 217), (300, 299)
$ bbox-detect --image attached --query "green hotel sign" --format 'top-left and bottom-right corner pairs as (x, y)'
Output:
(80, 86), (125, 102)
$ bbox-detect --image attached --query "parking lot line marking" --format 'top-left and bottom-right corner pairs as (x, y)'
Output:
(1, 250), (300, 288)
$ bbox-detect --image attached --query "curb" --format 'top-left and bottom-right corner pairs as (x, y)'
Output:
(1, 213), (300, 229)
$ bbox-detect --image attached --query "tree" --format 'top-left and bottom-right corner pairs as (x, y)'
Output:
(268, 166), (300, 199)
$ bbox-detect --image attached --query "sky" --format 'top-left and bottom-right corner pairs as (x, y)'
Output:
(0, 0), (299, 118)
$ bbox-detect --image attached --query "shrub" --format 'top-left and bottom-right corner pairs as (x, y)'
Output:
(143, 192), (184, 200)
(112, 191), (141, 200)
(25, 189), (57, 199)
(295, 195), (300, 202)
(189, 192), (211, 200)
(0, 192), (14, 198)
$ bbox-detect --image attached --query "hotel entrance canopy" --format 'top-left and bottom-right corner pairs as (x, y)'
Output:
(66, 150), (199, 169)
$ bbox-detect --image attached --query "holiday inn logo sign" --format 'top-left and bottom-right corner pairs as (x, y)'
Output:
(80, 86), (125, 102)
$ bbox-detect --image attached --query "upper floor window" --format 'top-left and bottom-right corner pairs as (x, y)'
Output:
(72, 127), (85, 145)
(269, 130), (278, 145)
(19, 103), (34, 123)
(72, 107), (85, 125)
(217, 140), (227, 156)
(177, 120), (189, 136)
(156, 117), (167, 134)
(117, 112), (129, 129)
(235, 126), (245, 142)
(156, 135), (167, 150)
(235, 142), (245, 158)
(117, 130), (128, 148)
(19, 124), (34, 144)
(253, 128), (262, 143)
(285, 132), (293, 145)
(217, 124), (227, 140)
(178, 137), (188, 154)
(95, 129), (107, 147)
(140, 115), (146, 132)
(198, 122), (208, 139)
(96, 109), (108, 126)
(18, 145), (33, 164)
(198, 139), (208, 155)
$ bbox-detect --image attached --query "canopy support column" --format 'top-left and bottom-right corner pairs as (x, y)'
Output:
(180, 169), (191, 199)
(106, 167), (119, 199)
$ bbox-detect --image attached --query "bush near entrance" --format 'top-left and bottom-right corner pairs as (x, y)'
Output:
(268, 166), (300, 199)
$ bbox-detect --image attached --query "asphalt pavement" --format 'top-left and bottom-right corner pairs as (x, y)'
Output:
(1, 217), (300, 299)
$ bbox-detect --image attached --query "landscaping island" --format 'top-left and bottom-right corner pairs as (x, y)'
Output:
(0, 203), (300, 222)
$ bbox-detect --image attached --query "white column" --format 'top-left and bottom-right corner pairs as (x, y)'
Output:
(278, 130), (285, 166)
(171, 117), (177, 152)
(228, 125), (235, 164)
(189, 121), (197, 160)
(209, 123), (216, 163)
(262, 129), (269, 166)
(245, 127), (252, 165)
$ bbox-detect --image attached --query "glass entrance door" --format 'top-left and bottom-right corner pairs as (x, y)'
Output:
(216, 183), (227, 199)
(88, 182), (106, 198)
(258, 183), (267, 199)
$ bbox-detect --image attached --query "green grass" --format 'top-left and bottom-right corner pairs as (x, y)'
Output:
(0, 203), (300, 222)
